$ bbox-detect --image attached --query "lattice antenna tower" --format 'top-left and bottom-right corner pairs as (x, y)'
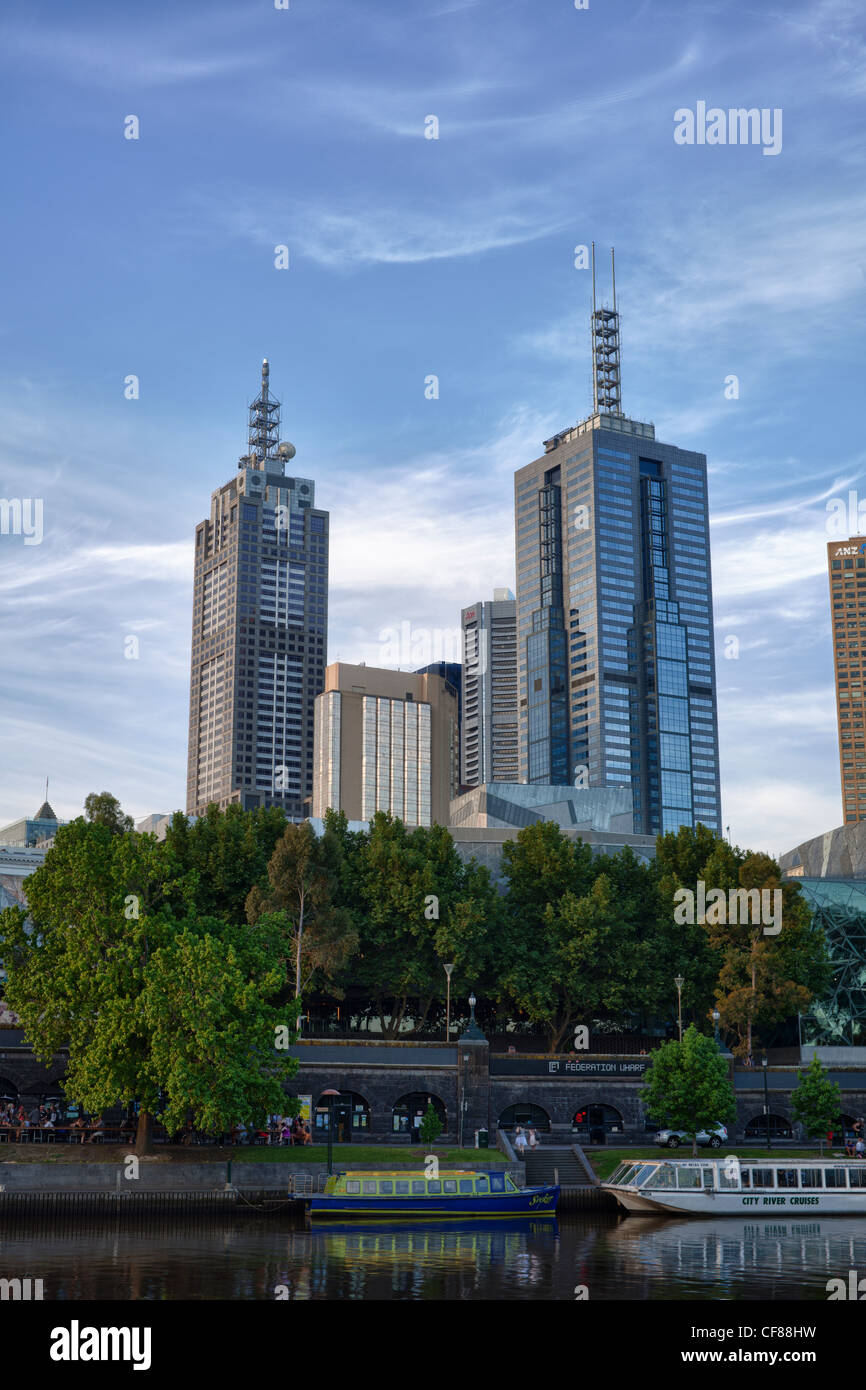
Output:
(591, 243), (622, 416)
(248, 358), (281, 463)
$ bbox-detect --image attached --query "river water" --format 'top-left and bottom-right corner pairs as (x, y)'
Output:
(1, 1213), (864, 1300)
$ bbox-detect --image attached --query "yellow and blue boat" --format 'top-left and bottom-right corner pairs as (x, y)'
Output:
(310, 1169), (559, 1219)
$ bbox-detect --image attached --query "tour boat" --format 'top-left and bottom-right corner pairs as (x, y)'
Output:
(603, 1156), (866, 1216)
(310, 1169), (559, 1219)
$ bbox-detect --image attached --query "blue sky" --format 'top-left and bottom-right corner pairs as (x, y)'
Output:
(0, 0), (864, 855)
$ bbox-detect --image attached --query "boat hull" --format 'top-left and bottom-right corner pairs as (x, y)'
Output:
(604, 1186), (866, 1217)
(311, 1185), (560, 1219)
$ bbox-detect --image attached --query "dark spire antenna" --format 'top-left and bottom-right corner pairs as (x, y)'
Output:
(248, 358), (281, 464)
(591, 245), (622, 416)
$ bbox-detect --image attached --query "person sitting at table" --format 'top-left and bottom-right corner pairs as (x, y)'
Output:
(280, 1120), (293, 1146)
(87, 1115), (104, 1143)
(71, 1116), (87, 1143)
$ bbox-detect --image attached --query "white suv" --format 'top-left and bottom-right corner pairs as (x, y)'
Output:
(655, 1123), (728, 1149)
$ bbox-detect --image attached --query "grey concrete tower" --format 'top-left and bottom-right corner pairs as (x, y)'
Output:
(186, 360), (329, 818)
(460, 591), (518, 786)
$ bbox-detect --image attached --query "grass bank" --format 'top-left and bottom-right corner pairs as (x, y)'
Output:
(589, 1146), (837, 1183)
(0, 1144), (505, 1167)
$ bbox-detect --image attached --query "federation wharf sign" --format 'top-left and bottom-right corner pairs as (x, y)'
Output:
(491, 1056), (650, 1078)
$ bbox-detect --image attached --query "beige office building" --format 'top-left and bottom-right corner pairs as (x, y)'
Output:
(313, 663), (459, 826)
(829, 537), (866, 823)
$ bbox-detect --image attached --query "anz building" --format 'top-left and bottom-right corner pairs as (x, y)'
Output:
(513, 269), (721, 836)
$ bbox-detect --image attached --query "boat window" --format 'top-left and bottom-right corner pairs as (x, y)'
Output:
(740, 1169), (750, 1188)
(395, 1181), (410, 1194)
(776, 1168), (798, 1189)
(752, 1168), (774, 1188)
(427, 1180), (442, 1194)
(443, 1180), (457, 1193)
(800, 1169), (822, 1188)
(702, 1169), (714, 1188)
(505, 1175), (519, 1192)
(411, 1180), (426, 1194)
(618, 1164), (642, 1186)
(363, 1181), (377, 1195)
(379, 1180), (393, 1194)
(346, 1181), (360, 1194)
(490, 1173), (505, 1193)
(608, 1164), (631, 1185)
(676, 1168), (701, 1189)
(848, 1168), (866, 1188)
(825, 1168), (848, 1188)
(652, 1164), (676, 1189)
(634, 1165), (660, 1187)
(719, 1165), (740, 1190)
(459, 1179), (473, 1193)
(475, 1177), (489, 1193)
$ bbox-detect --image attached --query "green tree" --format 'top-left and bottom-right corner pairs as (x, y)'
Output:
(246, 819), (357, 999)
(83, 791), (133, 833)
(790, 1055), (842, 1156)
(641, 1024), (737, 1156)
(419, 1102), (443, 1146)
(0, 817), (298, 1153)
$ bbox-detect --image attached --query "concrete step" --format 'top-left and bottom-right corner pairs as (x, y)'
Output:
(523, 1151), (593, 1188)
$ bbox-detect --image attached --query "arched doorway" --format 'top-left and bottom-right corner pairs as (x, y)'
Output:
(315, 1091), (370, 1143)
(393, 1093), (446, 1141)
(498, 1103), (551, 1134)
(744, 1113), (793, 1140)
(572, 1103), (624, 1144)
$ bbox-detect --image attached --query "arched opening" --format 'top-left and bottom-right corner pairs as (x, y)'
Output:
(393, 1093), (446, 1140)
(314, 1091), (370, 1143)
(744, 1113), (793, 1140)
(498, 1103), (551, 1134)
(572, 1103), (624, 1144)
(0, 1077), (19, 1106)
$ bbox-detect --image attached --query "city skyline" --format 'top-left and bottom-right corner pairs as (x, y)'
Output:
(1, 0), (864, 854)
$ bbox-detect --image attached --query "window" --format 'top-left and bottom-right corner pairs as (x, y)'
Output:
(346, 1181), (360, 1194)
(800, 1169), (822, 1188)
(443, 1180), (458, 1194)
(824, 1168), (848, 1189)
(379, 1180), (393, 1194)
(849, 1168), (866, 1188)
(427, 1180), (442, 1194)
(475, 1177), (489, 1193)
(362, 1181), (377, 1195)
(411, 1180), (426, 1194)
(751, 1168), (775, 1188)
(459, 1179), (473, 1194)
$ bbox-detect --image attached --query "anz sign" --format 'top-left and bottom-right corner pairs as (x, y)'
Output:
(833, 544), (866, 557)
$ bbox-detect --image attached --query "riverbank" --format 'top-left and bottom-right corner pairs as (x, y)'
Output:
(0, 1143), (504, 1165)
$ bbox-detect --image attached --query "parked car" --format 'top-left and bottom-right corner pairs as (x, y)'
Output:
(655, 1123), (728, 1149)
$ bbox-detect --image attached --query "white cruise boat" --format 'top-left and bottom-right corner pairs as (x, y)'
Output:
(603, 1156), (866, 1217)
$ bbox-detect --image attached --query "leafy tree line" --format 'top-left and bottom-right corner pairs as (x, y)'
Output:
(0, 797), (833, 1150)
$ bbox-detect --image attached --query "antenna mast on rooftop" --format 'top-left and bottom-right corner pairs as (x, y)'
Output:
(591, 242), (622, 416)
(248, 358), (281, 463)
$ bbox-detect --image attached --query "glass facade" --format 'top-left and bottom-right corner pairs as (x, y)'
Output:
(796, 878), (866, 1046)
(515, 416), (721, 835)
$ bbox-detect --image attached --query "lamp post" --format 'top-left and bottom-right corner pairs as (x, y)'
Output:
(674, 975), (685, 1043)
(712, 1009), (721, 1050)
(321, 1087), (340, 1176)
(443, 963), (455, 1041)
(762, 1055), (771, 1150)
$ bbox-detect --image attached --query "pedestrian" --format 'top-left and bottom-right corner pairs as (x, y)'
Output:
(514, 1125), (528, 1157)
(856, 1138), (865, 1160)
(527, 1126), (539, 1149)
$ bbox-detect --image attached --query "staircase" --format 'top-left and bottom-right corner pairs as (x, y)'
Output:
(522, 1146), (617, 1212)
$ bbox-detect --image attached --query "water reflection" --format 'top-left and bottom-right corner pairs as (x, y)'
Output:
(0, 1214), (864, 1300)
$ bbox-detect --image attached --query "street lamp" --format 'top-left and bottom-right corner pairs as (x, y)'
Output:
(712, 1009), (721, 1049)
(443, 963), (455, 1041)
(321, 1087), (340, 1176)
(674, 976), (685, 1043)
(762, 1055), (771, 1150)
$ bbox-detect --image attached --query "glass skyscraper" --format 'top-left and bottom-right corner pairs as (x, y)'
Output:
(514, 285), (721, 836)
(186, 361), (328, 819)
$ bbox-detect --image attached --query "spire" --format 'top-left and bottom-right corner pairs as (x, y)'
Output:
(248, 358), (281, 464)
(591, 242), (622, 415)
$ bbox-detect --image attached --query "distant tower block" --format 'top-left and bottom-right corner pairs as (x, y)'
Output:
(591, 243), (622, 416)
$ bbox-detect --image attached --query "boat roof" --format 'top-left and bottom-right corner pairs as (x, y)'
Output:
(333, 1170), (499, 1179)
